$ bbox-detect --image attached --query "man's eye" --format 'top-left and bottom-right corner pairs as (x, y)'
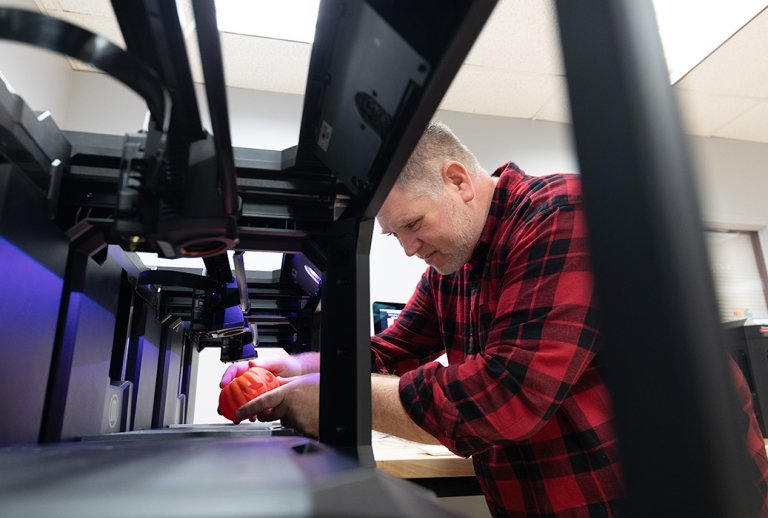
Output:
(405, 219), (420, 230)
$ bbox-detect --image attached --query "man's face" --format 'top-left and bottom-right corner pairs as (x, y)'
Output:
(377, 184), (476, 275)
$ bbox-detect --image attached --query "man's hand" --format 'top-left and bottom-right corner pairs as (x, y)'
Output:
(218, 360), (258, 388)
(235, 373), (320, 437)
(219, 352), (319, 388)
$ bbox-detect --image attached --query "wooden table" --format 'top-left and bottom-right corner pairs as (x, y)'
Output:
(372, 432), (481, 497)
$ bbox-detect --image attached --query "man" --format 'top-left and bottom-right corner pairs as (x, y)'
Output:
(221, 122), (768, 516)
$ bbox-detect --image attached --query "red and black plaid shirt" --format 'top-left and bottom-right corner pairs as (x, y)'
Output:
(371, 163), (768, 516)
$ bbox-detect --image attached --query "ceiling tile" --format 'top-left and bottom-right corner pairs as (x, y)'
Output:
(440, 65), (560, 118)
(219, 33), (311, 95)
(676, 8), (768, 99)
(532, 78), (570, 123)
(18, 0), (768, 145)
(34, 0), (61, 10)
(45, 10), (125, 47)
(181, 27), (204, 83)
(464, 0), (563, 76)
(713, 101), (768, 143)
(57, 0), (113, 16)
(675, 89), (758, 138)
(175, 0), (195, 36)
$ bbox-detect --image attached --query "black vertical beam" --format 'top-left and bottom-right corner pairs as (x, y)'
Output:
(125, 304), (161, 431)
(111, 0), (202, 139)
(307, 0), (498, 464)
(0, 165), (68, 446)
(555, 1), (761, 516)
(318, 217), (375, 465)
(180, 330), (200, 423)
(191, 0), (239, 217)
(152, 325), (185, 428)
(39, 225), (108, 442)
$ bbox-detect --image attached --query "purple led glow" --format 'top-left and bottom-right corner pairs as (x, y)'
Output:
(0, 237), (65, 444)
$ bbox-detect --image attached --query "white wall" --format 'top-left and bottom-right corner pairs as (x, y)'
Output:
(64, 72), (148, 135)
(692, 137), (768, 229)
(62, 73), (307, 151)
(0, 44), (72, 128)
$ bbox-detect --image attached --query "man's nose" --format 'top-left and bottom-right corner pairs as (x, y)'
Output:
(399, 234), (420, 257)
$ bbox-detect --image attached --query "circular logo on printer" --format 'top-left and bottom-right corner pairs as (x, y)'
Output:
(108, 393), (119, 429)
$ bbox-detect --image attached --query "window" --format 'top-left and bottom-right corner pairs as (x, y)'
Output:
(705, 229), (768, 322)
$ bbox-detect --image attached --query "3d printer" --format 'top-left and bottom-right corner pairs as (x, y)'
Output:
(0, 1), (496, 515)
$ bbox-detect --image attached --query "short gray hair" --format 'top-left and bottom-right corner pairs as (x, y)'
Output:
(397, 121), (482, 198)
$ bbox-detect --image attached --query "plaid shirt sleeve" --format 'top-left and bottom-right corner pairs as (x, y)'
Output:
(370, 274), (446, 374)
(378, 176), (602, 457)
(730, 358), (768, 512)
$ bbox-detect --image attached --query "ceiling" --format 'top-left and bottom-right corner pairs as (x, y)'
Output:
(28, 0), (768, 145)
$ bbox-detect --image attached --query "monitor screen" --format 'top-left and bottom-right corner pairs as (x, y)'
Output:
(372, 301), (405, 334)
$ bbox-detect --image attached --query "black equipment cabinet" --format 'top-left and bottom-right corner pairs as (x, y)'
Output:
(0, 164), (69, 445)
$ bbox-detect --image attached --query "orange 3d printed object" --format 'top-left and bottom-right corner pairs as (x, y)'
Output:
(219, 366), (282, 423)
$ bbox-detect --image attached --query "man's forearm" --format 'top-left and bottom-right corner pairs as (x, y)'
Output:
(371, 373), (441, 444)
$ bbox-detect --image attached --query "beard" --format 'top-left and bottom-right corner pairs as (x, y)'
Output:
(431, 205), (476, 275)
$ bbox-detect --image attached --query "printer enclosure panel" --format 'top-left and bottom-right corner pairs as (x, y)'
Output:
(0, 165), (69, 445)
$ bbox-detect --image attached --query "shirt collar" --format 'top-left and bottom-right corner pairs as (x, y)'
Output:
(467, 162), (525, 276)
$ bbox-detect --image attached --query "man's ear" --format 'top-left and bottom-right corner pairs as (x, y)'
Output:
(443, 160), (475, 202)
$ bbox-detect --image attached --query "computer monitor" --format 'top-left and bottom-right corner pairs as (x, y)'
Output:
(372, 301), (405, 334)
